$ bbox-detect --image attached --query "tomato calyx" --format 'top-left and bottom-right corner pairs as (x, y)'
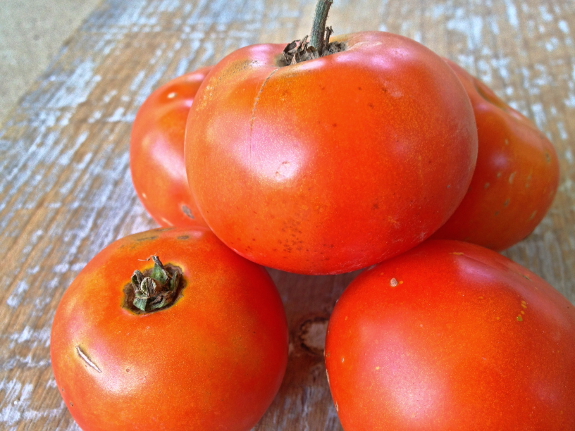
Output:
(281, 0), (345, 65)
(124, 255), (184, 313)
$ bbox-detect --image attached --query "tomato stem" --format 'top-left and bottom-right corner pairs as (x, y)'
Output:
(124, 256), (183, 313)
(310, 0), (333, 51)
(281, 0), (344, 65)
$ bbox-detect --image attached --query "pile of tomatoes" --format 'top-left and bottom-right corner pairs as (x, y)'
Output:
(51, 2), (575, 430)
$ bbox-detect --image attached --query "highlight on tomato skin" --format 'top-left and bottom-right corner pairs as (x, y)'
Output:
(430, 58), (560, 251)
(130, 66), (213, 228)
(185, 30), (479, 275)
(325, 239), (575, 431)
(50, 225), (289, 431)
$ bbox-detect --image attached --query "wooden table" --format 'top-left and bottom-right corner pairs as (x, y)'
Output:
(1, 0), (574, 429)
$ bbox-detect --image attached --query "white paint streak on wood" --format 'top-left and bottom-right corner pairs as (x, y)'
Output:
(0, 380), (34, 426)
(565, 148), (573, 165)
(6, 281), (30, 308)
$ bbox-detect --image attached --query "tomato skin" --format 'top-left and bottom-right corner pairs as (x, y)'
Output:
(325, 240), (575, 431)
(185, 32), (478, 275)
(130, 67), (212, 227)
(431, 59), (560, 250)
(50, 226), (288, 431)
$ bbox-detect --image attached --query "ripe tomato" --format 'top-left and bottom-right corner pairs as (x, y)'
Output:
(431, 59), (560, 250)
(50, 225), (288, 431)
(130, 67), (212, 227)
(325, 240), (575, 430)
(185, 31), (478, 275)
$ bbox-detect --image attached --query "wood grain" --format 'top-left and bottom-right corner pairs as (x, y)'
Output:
(1, 0), (574, 429)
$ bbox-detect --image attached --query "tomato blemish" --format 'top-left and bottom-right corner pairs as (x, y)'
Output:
(181, 205), (195, 219)
(76, 345), (102, 373)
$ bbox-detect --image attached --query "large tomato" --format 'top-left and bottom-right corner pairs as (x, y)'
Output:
(431, 59), (560, 250)
(185, 31), (478, 275)
(50, 225), (288, 431)
(130, 67), (212, 227)
(325, 240), (575, 430)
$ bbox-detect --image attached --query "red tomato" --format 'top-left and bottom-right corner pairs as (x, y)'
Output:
(431, 59), (560, 250)
(185, 31), (478, 275)
(50, 225), (288, 431)
(130, 67), (212, 227)
(325, 240), (575, 430)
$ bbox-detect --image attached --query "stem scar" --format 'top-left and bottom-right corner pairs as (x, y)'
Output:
(76, 345), (102, 373)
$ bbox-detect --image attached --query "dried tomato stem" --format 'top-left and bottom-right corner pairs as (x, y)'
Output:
(281, 0), (343, 65)
(310, 0), (333, 52)
(125, 255), (183, 313)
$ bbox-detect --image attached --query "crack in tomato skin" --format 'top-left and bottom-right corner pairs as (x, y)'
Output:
(75, 345), (102, 373)
(249, 67), (280, 165)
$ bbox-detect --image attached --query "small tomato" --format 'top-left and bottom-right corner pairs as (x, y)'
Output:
(50, 226), (288, 431)
(130, 67), (212, 227)
(431, 59), (560, 250)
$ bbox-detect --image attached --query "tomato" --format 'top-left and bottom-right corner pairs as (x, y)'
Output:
(185, 31), (478, 275)
(430, 59), (560, 250)
(50, 225), (288, 431)
(325, 240), (575, 430)
(130, 67), (212, 227)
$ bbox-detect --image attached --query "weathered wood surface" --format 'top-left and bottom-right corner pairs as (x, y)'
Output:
(1, 0), (574, 429)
